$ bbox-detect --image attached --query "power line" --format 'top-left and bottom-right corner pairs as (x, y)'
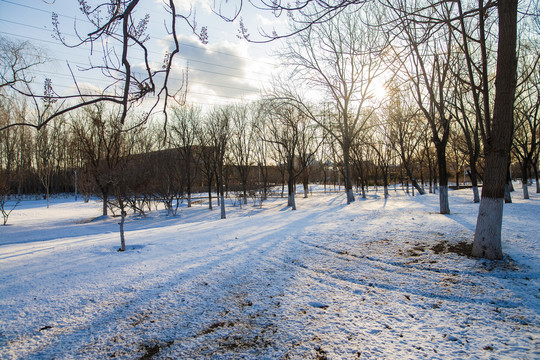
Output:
(0, 30), (272, 86)
(0, 22), (275, 81)
(20, 67), (262, 96)
(0, 0), (277, 67)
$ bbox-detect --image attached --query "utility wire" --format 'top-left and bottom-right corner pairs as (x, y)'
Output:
(0, 0), (277, 66)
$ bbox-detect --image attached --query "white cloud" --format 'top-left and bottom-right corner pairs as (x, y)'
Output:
(157, 34), (266, 104)
(153, 0), (213, 15)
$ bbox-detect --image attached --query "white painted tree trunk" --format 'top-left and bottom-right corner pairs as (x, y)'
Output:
(119, 211), (126, 252)
(347, 189), (355, 204)
(439, 185), (450, 214)
(289, 192), (296, 210)
(188, 193), (192, 208)
(472, 186), (480, 203)
(472, 197), (503, 259)
(522, 182), (529, 199)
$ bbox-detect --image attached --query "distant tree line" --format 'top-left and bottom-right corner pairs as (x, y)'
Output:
(1, 90), (537, 211)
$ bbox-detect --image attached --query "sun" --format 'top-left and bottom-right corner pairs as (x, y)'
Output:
(372, 82), (387, 101)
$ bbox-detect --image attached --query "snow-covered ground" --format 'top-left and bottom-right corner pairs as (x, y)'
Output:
(0, 185), (538, 359)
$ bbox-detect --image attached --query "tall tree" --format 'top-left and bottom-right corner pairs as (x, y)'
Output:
(386, 0), (455, 213)
(472, 0), (519, 259)
(264, 100), (315, 210)
(170, 106), (201, 207)
(279, 8), (387, 204)
(71, 104), (124, 216)
(384, 85), (427, 196)
(229, 104), (255, 205)
(207, 106), (231, 219)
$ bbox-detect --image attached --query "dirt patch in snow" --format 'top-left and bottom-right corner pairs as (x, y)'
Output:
(431, 240), (473, 257)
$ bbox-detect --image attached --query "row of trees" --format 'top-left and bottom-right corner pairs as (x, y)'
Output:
(1, 88), (537, 209)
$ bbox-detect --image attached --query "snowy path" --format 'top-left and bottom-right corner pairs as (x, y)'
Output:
(0, 188), (539, 359)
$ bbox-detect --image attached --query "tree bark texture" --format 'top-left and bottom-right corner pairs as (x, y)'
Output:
(473, 0), (518, 260)
(436, 145), (450, 214)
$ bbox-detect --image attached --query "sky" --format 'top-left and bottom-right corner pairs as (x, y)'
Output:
(0, 0), (288, 109)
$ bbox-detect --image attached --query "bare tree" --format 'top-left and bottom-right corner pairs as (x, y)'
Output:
(170, 106), (201, 207)
(1, 1), (195, 132)
(385, 0), (456, 213)
(449, 78), (482, 202)
(512, 85), (540, 199)
(279, 8), (387, 204)
(0, 36), (44, 91)
(71, 104), (124, 216)
(472, 0), (519, 259)
(264, 100), (319, 210)
(384, 85), (427, 196)
(196, 122), (217, 210)
(107, 124), (141, 251)
(448, 127), (468, 190)
(207, 106), (232, 219)
(229, 104), (255, 205)
(367, 113), (398, 199)
(35, 119), (61, 208)
(252, 102), (272, 200)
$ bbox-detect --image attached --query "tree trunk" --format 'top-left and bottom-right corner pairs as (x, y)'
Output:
(473, 0), (517, 260)
(118, 209), (126, 252)
(436, 145), (450, 214)
(534, 163), (540, 193)
(186, 158), (192, 208)
(522, 180), (530, 199)
(102, 189), (108, 216)
(404, 165), (425, 195)
(504, 188), (511, 201)
(343, 147), (355, 204)
(472, 186), (480, 203)
(522, 161), (530, 199)
(219, 164), (226, 219)
(468, 166), (480, 203)
(287, 167), (296, 210)
(289, 192), (296, 210)
(220, 193), (226, 219)
(505, 169), (513, 203)
(281, 171), (285, 198)
(207, 182), (213, 210)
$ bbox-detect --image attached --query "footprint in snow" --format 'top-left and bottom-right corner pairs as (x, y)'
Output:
(308, 301), (329, 309)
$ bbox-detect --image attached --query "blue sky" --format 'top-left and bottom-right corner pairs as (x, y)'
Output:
(0, 0), (286, 108)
